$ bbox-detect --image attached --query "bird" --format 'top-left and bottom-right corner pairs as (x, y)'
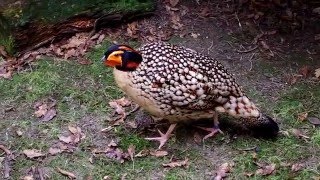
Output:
(101, 42), (279, 149)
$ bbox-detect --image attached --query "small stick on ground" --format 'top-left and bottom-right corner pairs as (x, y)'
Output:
(234, 12), (242, 30)
(124, 104), (140, 120)
(236, 146), (257, 151)
(0, 145), (13, 178)
(236, 46), (258, 53)
(248, 53), (255, 71)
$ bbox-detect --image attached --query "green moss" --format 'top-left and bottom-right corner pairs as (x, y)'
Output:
(4, 0), (155, 25)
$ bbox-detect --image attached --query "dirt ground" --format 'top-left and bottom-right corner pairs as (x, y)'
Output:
(1, 0), (320, 179)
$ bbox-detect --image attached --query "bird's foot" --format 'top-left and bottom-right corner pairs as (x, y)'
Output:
(145, 124), (176, 149)
(196, 125), (224, 140)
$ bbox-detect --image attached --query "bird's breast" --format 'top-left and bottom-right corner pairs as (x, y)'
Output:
(113, 68), (215, 122)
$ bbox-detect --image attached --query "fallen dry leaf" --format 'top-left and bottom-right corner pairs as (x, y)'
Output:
(243, 172), (254, 177)
(308, 117), (320, 126)
(190, 33), (200, 39)
(34, 104), (48, 117)
(315, 68), (320, 79)
(68, 126), (79, 134)
(34, 99), (57, 121)
(299, 66), (312, 78)
(59, 135), (73, 144)
(115, 97), (131, 107)
(135, 149), (149, 157)
(21, 175), (34, 180)
(48, 147), (62, 155)
(200, 7), (210, 17)
(0, 144), (11, 155)
(127, 22), (139, 39)
(42, 109), (57, 122)
(0, 68), (12, 79)
(23, 149), (45, 159)
(103, 176), (111, 180)
(214, 162), (233, 180)
(77, 57), (92, 65)
(150, 150), (168, 157)
(105, 147), (129, 163)
(100, 126), (113, 132)
(0, 45), (8, 58)
(16, 130), (23, 136)
(193, 132), (202, 145)
(255, 163), (276, 176)
(291, 163), (304, 172)
(127, 121), (137, 129)
(109, 101), (125, 115)
(58, 126), (84, 145)
(297, 112), (308, 121)
(107, 140), (118, 148)
(57, 167), (76, 179)
(291, 129), (310, 139)
(169, 0), (179, 7)
(127, 144), (135, 161)
(163, 158), (188, 168)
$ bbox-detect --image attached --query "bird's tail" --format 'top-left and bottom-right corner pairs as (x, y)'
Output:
(215, 95), (279, 138)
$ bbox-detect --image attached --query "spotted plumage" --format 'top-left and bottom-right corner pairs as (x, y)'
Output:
(102, 42), (279, 148)
(112, 42), (259, 120)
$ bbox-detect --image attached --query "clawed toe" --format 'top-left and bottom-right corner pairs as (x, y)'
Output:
(195, 126), (224, 140)
(145, 124), (176, 149)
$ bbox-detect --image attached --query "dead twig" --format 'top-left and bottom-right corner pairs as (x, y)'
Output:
(234, 12), (242, 30)
(0, 145), (11, 155)
(0, 145), (13, 179)
(248, 53), (255, 71)
(124, 104), (140, 119)
(236, 146), (257, 151)
(4, 156), (11, 178)
(236, 46), (258, 53)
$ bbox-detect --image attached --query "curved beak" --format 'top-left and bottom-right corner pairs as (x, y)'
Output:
(102, 52), (123, 67)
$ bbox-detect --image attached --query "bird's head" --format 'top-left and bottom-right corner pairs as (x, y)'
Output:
(243, 113), (279, 138)
(101, 44), (142, 71)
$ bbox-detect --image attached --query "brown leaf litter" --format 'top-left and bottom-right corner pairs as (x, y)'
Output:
(58, 125), (85, 145)
(149, 150), (168, 157)
(21, 166), (46, 180)
(291, 163), (304, 172)
(57, 167), (76, 179)
(23, 149), (45, 159)
(291, 129), (310, 140)
(308, 117), (320, 126)
(0, 144), (14, 178)
(162, 158), (189, 168)
(255, 163), (276, 176)
(213, 162), (234, 180)
(34, 98), (57, 122)
(0, 30), (106, 80)
(91, 140), (131, 163)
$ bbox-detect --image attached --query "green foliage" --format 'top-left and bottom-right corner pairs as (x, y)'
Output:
(5, 0), (155, 25)
(0, 14), (15, 55)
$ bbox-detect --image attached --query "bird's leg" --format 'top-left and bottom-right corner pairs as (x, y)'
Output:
(196, 113), (224, 140)
(145, 123), (177, 149)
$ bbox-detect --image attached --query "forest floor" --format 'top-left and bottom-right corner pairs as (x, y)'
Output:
(1, 1), (320, 179)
